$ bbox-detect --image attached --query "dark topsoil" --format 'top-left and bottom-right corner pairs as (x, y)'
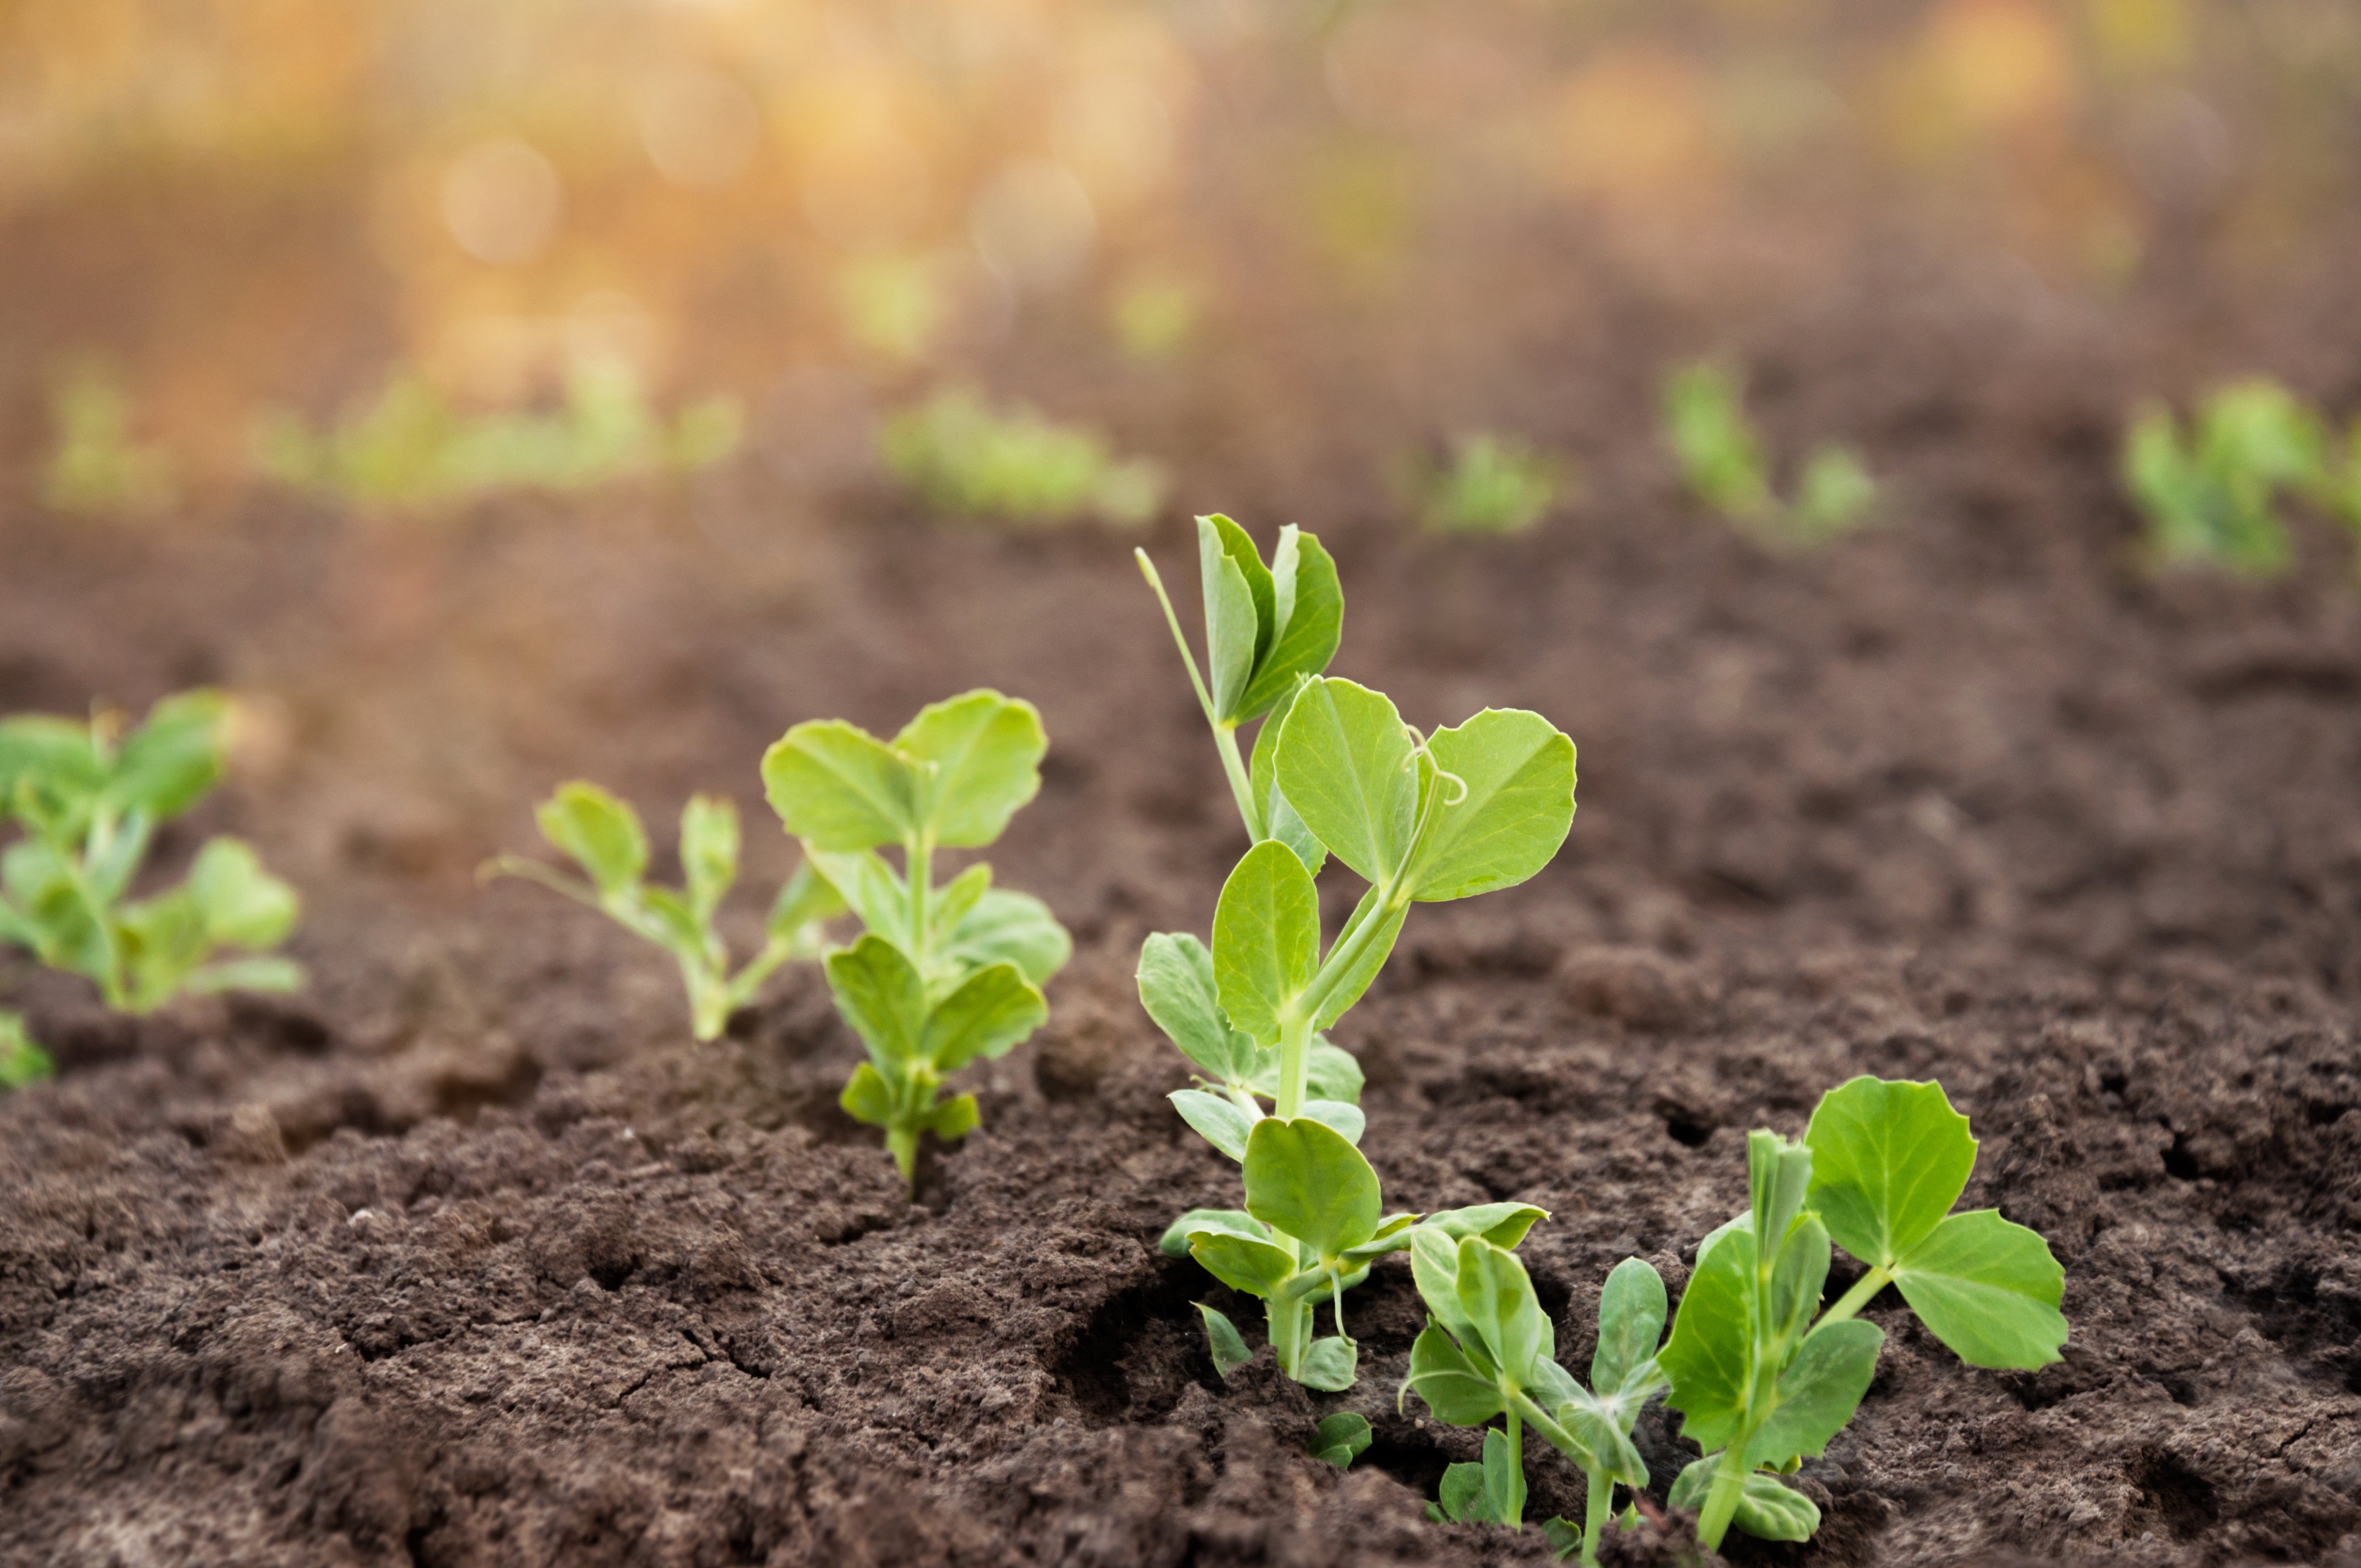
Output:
(6, 235), (2361, 1568)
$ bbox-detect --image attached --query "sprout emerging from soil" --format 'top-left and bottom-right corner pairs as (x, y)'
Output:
(1136, 518), (1578, 1389)
(764, 690), (1071, 1186)
(0, 1010), (55, 1090)
(43, 358), (176, 516)
(1402, 434), (1567, 536)
(486, 785), (846, 1043)
(882, 386), (1167, 528)
(0, 691), (302, 1012)
(1659, 1076), (2069, 1550)
(2121, 378), (2361, 578)
(1663, 361), (1875, 549)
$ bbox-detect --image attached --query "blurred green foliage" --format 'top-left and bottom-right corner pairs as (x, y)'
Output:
(0, 1011), (54, 1091)
(1112, 277), (1201, 363)
(1405, 435), (1566, 536)
(1664, 362), (1875, 549)
(2121, 378), (2361, 576)
(43, 360), (176, 515)
(254, 357), (741, 511)
(880, 386), (1165, 527)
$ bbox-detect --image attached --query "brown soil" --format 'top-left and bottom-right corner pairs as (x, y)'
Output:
(7, 237), (2361, 1567)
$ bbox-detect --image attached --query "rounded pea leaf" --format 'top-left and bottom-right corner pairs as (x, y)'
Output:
(1299, 1336), (1359, 1393)
(1803, 1076), (1977, 1268)
(824, 933), (926, 1069)
(839, 1061), (894, 1127)
(1454, 1237), (1549, 1381)
(1248, 676), (1328, 874)
(1139, 931), (1261, 1083)
(1161, 1208), (1267, 1257)
(1309, 1411), (1373, 1469)
(1242, 1115), (1380, 1259)
(1890, 1208), (2068, 1369)
(1300, 1098), (1365, 1146)
(1408, 1226), (1483, 1351)
(187, 838), (300, 949)
(1170, 1088), (1255, 1161)
(1200, 515), (1270, 722)
(1190, 1229), (1298, 1298)
(538, 782), (648, 895)
(1417, 1203), (1548, 1248)
(893, 689), (1047, 848)
(762, 719), (913, 851)
(1746, 1317), (1884, 1469)
(679, 794), (740, 922)
(1408, 709), (1575, 902)
(1403, 1321), (1504, 1425)
(927, 1092), (980, 1141)
(940, 888), (1070, 986)
(1211, 841), (1319, 1044)
(1275, 678), (1418, 886)
(1198, 1303), (1253, 1379)
(107, 690), (229, 821)
(1238, 527), (1343, 723)
(1592, 1256), (1669, 1396)
(922, 961), (1048, 1072)
(1660, 1223), (1754, 1453)
(1669, 1460), (1823, 1543)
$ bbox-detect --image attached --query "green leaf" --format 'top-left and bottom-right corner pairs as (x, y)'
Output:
(0, 716), (103, 823)
(1435, 1460), (1495, 1523)
(1190, 1229), (1299, 1298)
(1669, 1459), (1821, 1543)
(1309, 1412), (1372, 1469)
(1339, 1213), (1419, 1266)
(762, 720), (912, 851)
(1301, 1098), (1365, 1146)
(1803, 1076), (1977, 1270)
(1198, 1303), (1253, 1379)
(0, 1012), (53, 1090)
(1890, 1208), (2068, 1369)
(1546, 1390), (1652, 1488)
(1749, 1131), (1815, 1265)
(765, 860), (847, 948)
(926, 1092), (979, 1141)
(1418, 1203), (1549, 1249)
(1408, 710), (1576, 902)
(1275, 678), (1418, 885)
(537, 782), (648, 895)
(1659, 1223), (1754, 1453)
(1455, 1238), (1549, 1382)
(824, 934), (926, 1069)
(1299, 1336), (1358, 1392)
(2, 840), (107, 978)
(679, 794), (740, 923)
(1140, 931), (1263, 1083)
(804, 849), (906, 943)
(892, 689), (1047, 848)
(1160, 1208), (1266, 1257)
(1403, 1321), (1503, 1425)
(1541, 1516), (1582, 1558)
(1483, 1426), (1526, 1529)
(1171, 1088), (1255, 1161)
(1410, 1226), (1483, 1349)
(1308, 885), (1407, 1031)
(930, 863), (992, 934)
(105, 690), (228, 821)
(1211, 840), (1319, 1044)
(1747, 1318), (1883, 1469)
(186, 838), (299, 950)
(1766, 1213), (1833, 1346)
(1237, 527), (1342, 722)
(840, 1061), (894, 1126)
(1592, 1257), (1668, 1396)
(1243, 1115), (1381, 1259)
(939, 888), (1069, 986)
(1248, 677), (1327, 874)
(1200, 514), (1271, 722)
(923, 961), (1047, 1072)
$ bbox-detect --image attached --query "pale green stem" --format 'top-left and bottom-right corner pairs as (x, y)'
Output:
(1582, 1464), (1611, 1566)
(1815, 1264), (1893, 1328)
(1503, 1406), (1525, 1529)
(1212, 721), (1264, 840)
(1266, 1290), (1310, 1378)
(1696, 1441), (1753, 1551)
(1136, 548), (1263, 839)
(1275, 1010), (1314, 1121)
(904, 832), (933, 962)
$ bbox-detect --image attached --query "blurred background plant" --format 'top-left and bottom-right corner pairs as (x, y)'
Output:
(1401, 435), (1568, 536)
(43, 360), (176, 515)
(0, 1011), (53, 1091)
(2121, 378), (2355, 576)
(880, 386), (1165, 527)
(1663, 362), (1876, 549)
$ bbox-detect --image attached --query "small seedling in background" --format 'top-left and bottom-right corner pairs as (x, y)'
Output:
(1404, 435), (1566, 536)
(1659, 1076), (2068, 1550)
(1663, 361), (1875, 549)
(486, 786), (844, 1042)
(1134, 514), (1344, 859)
(1112, 275), (1201, 362)
(0, 692), (302, 1012)
(0, 1011), (55, 1089)
(1403, 1244), (1664, 1564)
(254, 356), (741, 511)
(764, 690), (1071, 1186)
(2123, 378), (2334, 576)
(1139, 520), (1581, 1389)
(881, 386), (1167, 528)
(43, 360), (176, 515)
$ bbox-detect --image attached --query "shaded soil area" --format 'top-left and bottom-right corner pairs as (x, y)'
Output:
(7, 242), (2361, 1566)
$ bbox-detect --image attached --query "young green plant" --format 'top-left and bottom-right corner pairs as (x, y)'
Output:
(1405, 434), (1566, 536)
(882, 386), (1166, 528)
(2123, 378), (2331, 577)
(1404, 1242), (1667, 1565)
(486, 785), (845, 1041)
(1663, 361), (1874, 549)
(0, 692), (301, 1011)
(1658, 1076), (2068, 1550)
(0, 1011), (55, 1090)
(764, 690), (1071, 1185)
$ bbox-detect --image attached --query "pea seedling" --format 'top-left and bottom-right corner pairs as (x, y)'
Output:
(1663, 361), (1875, 549)
(1403, 1242), (1666, 1565)
(2123, 378), (2331, 577)
(486, 785), (845, 1042)
(0, 1011), (53, 1090)
(881, 386), (1166, 528)
(1404, 434), (1566, 536)
(1659, 1076), (2067, 1550)
(45, 359), (175, 515)
(0, 692), (301, 1011)
(764, 690), (1071, 1185)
